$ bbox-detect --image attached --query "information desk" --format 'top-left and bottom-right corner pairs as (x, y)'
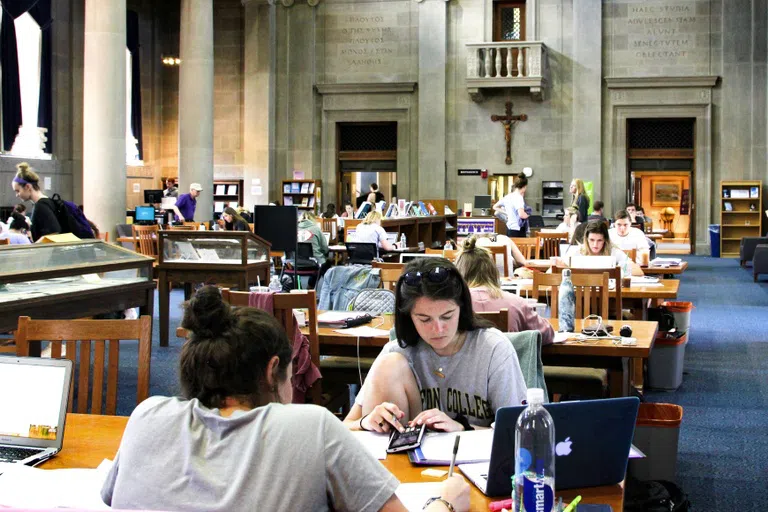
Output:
(48, 414), (623, 510)
(0, 241), (156, 354)
(156, 231), (271, 346)
(344, 216), (448, 247)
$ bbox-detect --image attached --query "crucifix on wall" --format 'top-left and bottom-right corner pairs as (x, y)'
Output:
(491, 102), (527, 165)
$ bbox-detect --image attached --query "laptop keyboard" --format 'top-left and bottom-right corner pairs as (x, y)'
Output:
(0, 446), (45, 462)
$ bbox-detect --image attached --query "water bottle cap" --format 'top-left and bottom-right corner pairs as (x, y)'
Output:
(526, 388), (545, 404)
(561, 268), (571, 277)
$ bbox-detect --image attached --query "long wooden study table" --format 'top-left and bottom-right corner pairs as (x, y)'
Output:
(47, 414), (624, 510)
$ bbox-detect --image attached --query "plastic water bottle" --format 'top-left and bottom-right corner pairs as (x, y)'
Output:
(557, 268), (575, 332)
(513, 388), (555, 512)
(268, 275), (281, 293)
(400, 233), (407, 249)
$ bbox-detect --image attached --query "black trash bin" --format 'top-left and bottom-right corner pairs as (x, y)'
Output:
(709, 224), (720, 257)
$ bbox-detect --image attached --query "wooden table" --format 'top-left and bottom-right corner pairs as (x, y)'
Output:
(641, 261), (688, 276)
(507, 278), (680, 301)
(49, 414), (623, 510)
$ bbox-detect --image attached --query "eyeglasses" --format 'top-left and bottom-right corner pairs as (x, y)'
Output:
(402, 266), (452, 286)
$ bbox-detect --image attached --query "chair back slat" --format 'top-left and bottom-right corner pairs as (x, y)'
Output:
(77, 341), (91, 414)
(322, 219), (338, 243)
(569, 267), (622, 319)
(477, 309), (509, 331)
(91, 342), (106, 415)
(106, 341), (120, 415)
(131, 225), (159, 259)
(533, 273), (562, 317)
(15, 316), (151, 415)
(572, 273), (610, 319)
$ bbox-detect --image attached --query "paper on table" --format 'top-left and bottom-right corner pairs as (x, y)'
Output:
(553, 331), (573, 344)
(629, 444), (646, 459)
(396, 482), (444, 512)
(334, 326), (390, 337)
(419, 430), (494, 463)
(317, 311), (369, 324)
(350, 431), (390, 460)
(0, 459), (113, 509)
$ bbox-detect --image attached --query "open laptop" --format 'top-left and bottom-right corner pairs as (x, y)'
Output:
(460, 397), (639, 496)
(385, 232), (399, 246)
(0, 357), (73, 465)
(569, 255), (615, 269)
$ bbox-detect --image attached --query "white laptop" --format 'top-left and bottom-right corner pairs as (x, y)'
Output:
(0, 357), (73, 465)
(385, 232), (400, 245)
(569, 255), (615, 269)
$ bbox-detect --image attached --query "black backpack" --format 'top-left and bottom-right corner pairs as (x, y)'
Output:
(625, 478), (691, 512)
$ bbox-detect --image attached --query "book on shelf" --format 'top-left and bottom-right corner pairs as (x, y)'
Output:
(309, 183), (315, 193)
(283, 196), (293, 206)
(385, 203), (397, 218)
(290, 183), (301, 193)
(731, 189), (749, 199)
(227, 185), (237, 196)
(301, 197), (309, 207)
(444, 205), (455, 215)
(308, 197), (315, 207)
(750, 186), (759, 198)
(418, 201), (428, 216)
(426, 203), (437, 215)
(402, 201), (412, 217)
(215, 185), (226, 195)
(301, 183), (310, 193)
(283, 184), (291, 193)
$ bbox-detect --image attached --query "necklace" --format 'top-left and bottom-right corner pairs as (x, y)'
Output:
(432, 332), (467, 379)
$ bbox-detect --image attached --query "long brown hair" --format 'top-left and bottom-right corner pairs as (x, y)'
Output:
(223, 207), (249, 230)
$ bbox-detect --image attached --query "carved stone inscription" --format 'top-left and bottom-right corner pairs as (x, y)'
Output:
(611, 1), (709, 75)
(323, 1), (414, 80)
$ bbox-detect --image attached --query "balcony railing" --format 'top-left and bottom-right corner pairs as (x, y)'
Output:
(465, 41), (549, 102)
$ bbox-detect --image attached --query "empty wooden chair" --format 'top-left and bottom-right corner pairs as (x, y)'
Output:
(322, 218), (338, 244)
(536, 232), (568, 260)
(570, 266), (623, 320)
(15, 316), (152, 415)
(511, 237), (538, 260)
(131, 224), (159, 260)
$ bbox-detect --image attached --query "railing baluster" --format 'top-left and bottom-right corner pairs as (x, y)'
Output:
(495, 48), (502, 78)
(506, 47), (513, 78)
(484, 48), (492, 78)
(517, 47), (525, 77)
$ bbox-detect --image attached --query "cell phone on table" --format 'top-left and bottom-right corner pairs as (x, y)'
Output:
(386, 423), (427, 453)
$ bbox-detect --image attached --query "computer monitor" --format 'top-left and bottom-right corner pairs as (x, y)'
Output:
(144, 190), (163, 204)
(474, 195), (492, 210)
(134, 206), (156, 223)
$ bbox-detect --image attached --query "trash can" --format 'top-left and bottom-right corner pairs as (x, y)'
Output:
(629, 403), (684, 482)
(648, 333), (688, 390)
(661, 301), (694, 333)
(709, 224), (720, 257)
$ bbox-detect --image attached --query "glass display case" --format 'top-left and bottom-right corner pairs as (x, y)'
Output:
(0, 240), (156, 334)
(159, 230), (270, 266)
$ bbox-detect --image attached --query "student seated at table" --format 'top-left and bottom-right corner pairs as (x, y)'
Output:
(578, 221), (644, 276)
(101, 286), (469, 512)
(0, 212), (32, 244)
(344, 257), (527, 433)
(609, 209), (650, 252)
(222, 206), (251, 231)
(455, 236), (554, 345)
(350, 210), (397, 255)
(556, 206), (580, 241)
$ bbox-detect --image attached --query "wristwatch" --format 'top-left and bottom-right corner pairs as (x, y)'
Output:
(454, 413), (474, 431)
(423, 497), (456, 512)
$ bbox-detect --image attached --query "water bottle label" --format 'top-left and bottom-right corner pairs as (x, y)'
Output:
(522, 476), (554, 512)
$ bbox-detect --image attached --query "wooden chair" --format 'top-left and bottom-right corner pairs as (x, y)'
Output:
(322, 218), (338, 244)
(425, 248), (459, 261)
(511, 237), (538, 259)
(536, 232), (568, 260)
(15, 316), (152, 415)
(372, 261), (404, 291)
(131, 224), (159, 260)
(621, 248), (637, 264)
(477, 309), (509, 331)
(0, 238), (8, 245)
(570, 266), (623, 320)
(486, 245), (510, 277)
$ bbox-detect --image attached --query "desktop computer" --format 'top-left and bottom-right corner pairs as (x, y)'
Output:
(474, 195), (492, 216)
(134, 206), (156, 225)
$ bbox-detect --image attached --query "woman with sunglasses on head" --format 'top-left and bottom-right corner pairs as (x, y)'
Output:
(455, 237), (553, 345)
(344, 258), (527, 434)
(102, 286), (469, 512)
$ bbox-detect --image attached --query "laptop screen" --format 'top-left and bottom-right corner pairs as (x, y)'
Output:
(385, 232), (399, 245)
(0, 359), (71, 446)
(569, 255), (615, 269)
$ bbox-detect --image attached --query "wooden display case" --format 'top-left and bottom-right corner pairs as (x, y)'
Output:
(720, 180), (762, 257)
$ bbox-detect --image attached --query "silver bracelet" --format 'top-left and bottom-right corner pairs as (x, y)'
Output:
(423, 497), (456, 512)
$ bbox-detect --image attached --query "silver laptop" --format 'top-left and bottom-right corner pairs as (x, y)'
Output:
(0, 357), (73, 465)
(385, 232), (399, 245)
(569, 255), (615, 269)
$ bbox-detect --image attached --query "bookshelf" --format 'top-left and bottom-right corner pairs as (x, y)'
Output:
(422, 199), (458, 240)
(282, 179), (322, 213)
(541, 181), (564, 226)
(720, 180), (762, 258)
(213, 179), (244, 218)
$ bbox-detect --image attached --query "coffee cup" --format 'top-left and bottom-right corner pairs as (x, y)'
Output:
(621, 276), (631, 288)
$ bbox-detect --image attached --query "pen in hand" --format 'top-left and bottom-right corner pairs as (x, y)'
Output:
(447, 434), (460, 477)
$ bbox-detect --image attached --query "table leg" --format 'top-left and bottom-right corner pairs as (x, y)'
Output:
(608, 358), (630, 397)
(631, 357), (645, 394)
(159, 271), (170, 347)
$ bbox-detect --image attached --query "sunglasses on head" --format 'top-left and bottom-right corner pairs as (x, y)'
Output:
(402, 266), (452, 286)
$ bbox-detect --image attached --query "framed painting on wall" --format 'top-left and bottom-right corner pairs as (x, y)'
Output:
(650, 179), (683, 206)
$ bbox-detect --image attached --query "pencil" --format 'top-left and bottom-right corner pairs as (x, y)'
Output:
(447, 435), (460, 477)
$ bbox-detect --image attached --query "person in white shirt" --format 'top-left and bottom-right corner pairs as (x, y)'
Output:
(555, 206), (580, 241)
(609, 210), (650, 252)
(350, 210), (397, 256)
(492, 172), (529, 237)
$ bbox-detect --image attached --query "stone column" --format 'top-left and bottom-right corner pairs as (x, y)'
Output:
(179, 0), (214, 221)
(571, 2), (602, 200)
(83, 0), (126, 239)
(417, 0), (449, 199)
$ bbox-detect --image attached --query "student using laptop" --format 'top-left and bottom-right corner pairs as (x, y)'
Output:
(351, 211), (397, 256)
(455, 236), (554, 345)
(579, 221), (643, 276)
(609, 209), (650, 252)
(101, 286), (469, 512)
(344, 258), (527, 433)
